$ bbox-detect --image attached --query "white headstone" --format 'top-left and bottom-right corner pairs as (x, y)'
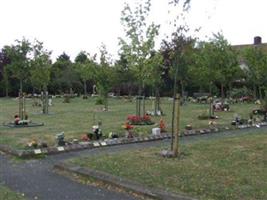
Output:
(152, 128), (161, 136)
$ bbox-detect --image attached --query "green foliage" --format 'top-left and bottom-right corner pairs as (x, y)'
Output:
(5, 38), (32, 92)
(190, 33), (240, 96)
(230, 87), (250, 98)
(30, 40), (52, 91)
(242, 46), (267, 99)
(197, 110), (210, 120)
(50, 52), (79, 93)
(119, 0), (160, 94)
(74, 51), (97, 95)
(94, 44), (115, 110)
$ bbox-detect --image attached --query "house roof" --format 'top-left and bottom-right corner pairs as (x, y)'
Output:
(232, 43), (267, 53)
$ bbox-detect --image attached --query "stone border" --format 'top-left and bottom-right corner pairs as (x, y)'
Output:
(182, 122), (267, 136)
(1, 122), (267, 158)
(0, 134), (170, 158)
(54, 162), (196, 200)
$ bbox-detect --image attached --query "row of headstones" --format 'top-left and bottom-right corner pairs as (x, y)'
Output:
(183, 122), (267, 136)
(9, 134), (171, 158)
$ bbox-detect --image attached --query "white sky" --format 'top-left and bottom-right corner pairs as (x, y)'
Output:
(0, 0), (267, 61)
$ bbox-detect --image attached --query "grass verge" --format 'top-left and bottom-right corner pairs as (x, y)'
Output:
(68, 133), (267, 200)
(0, 97), (259, 149)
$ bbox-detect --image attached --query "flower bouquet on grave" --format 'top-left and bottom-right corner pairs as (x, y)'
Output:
(122, 122), (134, 138)
(127, 114), (154, 125)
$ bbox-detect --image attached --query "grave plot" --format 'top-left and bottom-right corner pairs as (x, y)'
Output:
(0, 97), (263, 156)
(3, 92), (44, 128)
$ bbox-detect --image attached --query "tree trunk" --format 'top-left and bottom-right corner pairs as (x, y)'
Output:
(228, 82), (232, 98)
(259, 86), (263, 101)
(171, 65), (178, 151)
(209, 82), (212, 96)
(253, 83), (257, 99)
(104, 94), (108, 111)
(83, 81), (87, 96)
(20, 79), (23, 93)
(181, 81), (184, 98)
(173, 94), (180, 157)
(5, 84), (9, 97)
(221, 83), (224, 99)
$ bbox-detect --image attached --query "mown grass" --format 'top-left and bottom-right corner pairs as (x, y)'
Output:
(0, 184), (25, 200)
(69, 133), (267, 200)
(0, 96), (259, 149)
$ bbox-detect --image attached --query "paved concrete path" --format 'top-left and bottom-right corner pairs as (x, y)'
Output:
(1, 126), (267, 200)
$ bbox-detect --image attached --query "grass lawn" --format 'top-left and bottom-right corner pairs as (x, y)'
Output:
(68, 133), (267, 200)
(0, 184), (25, 200)
(0, 96), (260, 149)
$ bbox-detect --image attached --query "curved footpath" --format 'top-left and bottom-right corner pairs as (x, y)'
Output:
(1, 126), (267, 200)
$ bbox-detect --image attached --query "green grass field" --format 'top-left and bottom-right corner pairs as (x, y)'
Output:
(0, 184), (25, 200)
(68, 133), (267, 200)
(0, 97), (259, 149)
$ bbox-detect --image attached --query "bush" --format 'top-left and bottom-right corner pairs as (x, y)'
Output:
(95, 97), (104, 105)
(198, 111), (210, 120)
(230, 87), (250, 99)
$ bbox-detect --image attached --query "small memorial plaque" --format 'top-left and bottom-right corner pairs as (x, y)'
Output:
(34, 149), (42, 154)
(57, 146), (64, 151)
(100, 142), (107, 146)
(93, 142), (100, 147)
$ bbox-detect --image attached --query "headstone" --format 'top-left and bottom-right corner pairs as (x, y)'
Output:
(57, 146), (64, 151)
(152, 128), (161, 136)
(100, 142), (107, 146)
(93, 142), (100, 147)
(34, 149), (42, 154)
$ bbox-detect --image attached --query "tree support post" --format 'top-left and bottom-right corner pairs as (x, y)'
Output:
(173, 93), (180, 157)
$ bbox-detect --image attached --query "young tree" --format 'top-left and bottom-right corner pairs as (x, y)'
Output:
(119, 0), (160, 97)
(30, 40), (52, 92)
(209, 33), (240, 98)
(114, 54), (135, 97)
(95, 44), (115, 111)
(74, 51), (97, 96)
(161, 34), (196, 97)
(145, 51), (164, 114)
(6, 38), (32, 93)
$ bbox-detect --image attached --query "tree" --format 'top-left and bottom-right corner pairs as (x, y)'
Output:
(190, 34), (240, 98)
(0, 46), (11, 96)
(119, 0), (160, 97)
(161, 34), (196, 97)
(50, 52), (79, 94)
(6, 38), (32, 93)
(30, 40), (52, 92)
(189, 41), (220, 94)
(210, 33), (240, 98)
(144, 51), (164, 114)
(242, 46), (267, 100)
(114, 54), (135, 96)
(74, 51), (96, 96)
(95, 44), (115, 111)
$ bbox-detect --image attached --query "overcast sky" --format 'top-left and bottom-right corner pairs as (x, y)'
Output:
(0, 0), (266, 61)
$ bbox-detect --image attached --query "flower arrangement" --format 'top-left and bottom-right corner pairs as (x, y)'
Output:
(123, 122), (134, 130)
(159, 118), (166, 132)
(127, 114), (154, 125)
